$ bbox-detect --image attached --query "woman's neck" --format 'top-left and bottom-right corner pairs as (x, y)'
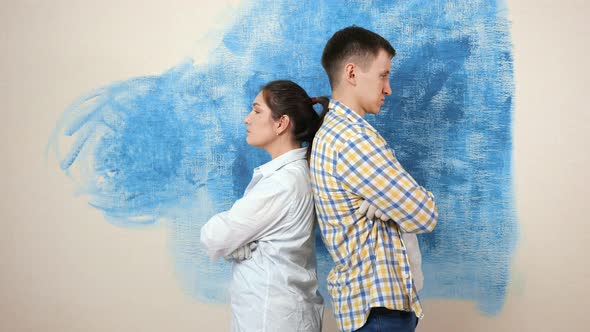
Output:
(265, 140), (301, 159)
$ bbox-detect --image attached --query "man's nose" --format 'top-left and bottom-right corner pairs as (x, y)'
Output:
(384, 81), (392, 95)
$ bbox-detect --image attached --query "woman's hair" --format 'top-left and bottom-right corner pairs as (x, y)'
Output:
(261, 80), (329, 160)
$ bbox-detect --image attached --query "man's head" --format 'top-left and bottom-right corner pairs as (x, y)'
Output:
(321, 26), (396, 116)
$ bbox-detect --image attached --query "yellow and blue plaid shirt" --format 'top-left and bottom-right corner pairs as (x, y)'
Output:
(310, 100), (438, 332)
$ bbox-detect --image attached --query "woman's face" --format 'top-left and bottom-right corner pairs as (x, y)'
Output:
(243, 92), (279, 149)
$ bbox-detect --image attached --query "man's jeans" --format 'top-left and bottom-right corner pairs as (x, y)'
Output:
(355, 307), (418, 332)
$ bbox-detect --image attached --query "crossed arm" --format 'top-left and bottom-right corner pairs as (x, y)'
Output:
(336, 132), (438, 233)
(200, 178), (290, 261)
(224, 131), (438, 261)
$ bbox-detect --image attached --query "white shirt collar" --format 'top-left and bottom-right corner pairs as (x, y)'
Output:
(256, 147), (307, 178)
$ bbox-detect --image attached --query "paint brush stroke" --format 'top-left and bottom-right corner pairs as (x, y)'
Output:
(48, 0), (516, 315)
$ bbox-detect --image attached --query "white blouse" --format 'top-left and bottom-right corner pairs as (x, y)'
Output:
(200, 147), (324, 332)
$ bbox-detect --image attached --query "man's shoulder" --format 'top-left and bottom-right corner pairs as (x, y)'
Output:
(325, 121), (385, 148)
(317, 111), (379, 144)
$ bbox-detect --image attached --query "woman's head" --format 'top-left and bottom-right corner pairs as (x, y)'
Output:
(244, 80), (328, 159)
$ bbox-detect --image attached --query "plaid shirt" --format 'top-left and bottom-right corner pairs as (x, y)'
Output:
(310, 100), (438, 332)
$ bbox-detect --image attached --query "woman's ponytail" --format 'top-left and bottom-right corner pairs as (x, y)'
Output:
(305, 96), (330, 160)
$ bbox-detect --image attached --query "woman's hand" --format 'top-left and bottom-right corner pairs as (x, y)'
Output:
(225, 242), (259, 261)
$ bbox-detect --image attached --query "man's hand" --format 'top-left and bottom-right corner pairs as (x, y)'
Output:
(358, 199), (424, 289)
(358, 200), (389, 221)
(225, 242), (258, 261)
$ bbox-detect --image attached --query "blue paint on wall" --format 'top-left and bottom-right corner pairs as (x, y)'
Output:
(48, 0), (516, 314)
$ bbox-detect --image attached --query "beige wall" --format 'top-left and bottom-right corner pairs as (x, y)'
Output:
(1, 1), (588, 331)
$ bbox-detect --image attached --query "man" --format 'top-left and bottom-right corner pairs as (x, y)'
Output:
(310, 26), (438, 332)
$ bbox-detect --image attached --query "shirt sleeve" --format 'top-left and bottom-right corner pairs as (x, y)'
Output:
(335, 132), (438, 233)
(200, 176), (291, 260)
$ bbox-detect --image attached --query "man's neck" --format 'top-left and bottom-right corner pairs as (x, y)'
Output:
(332, 90), (365, 118)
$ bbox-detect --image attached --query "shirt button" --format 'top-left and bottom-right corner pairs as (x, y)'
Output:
(403, 273), (410, 279)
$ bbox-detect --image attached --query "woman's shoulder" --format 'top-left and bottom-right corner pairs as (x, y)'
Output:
(267, 160), (311, 194)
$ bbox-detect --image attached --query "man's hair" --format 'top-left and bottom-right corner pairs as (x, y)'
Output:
(321, 26), (396, 88)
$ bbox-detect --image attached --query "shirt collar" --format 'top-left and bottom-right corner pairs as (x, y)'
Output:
(329, 99), (367, 125)
(330, 99), (382, 135)
(256, 147), (307, 178)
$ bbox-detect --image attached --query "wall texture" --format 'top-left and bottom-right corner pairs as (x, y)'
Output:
(1, 1), (588, 331)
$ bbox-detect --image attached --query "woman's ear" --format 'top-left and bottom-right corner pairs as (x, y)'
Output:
(276, 115), (291, 135)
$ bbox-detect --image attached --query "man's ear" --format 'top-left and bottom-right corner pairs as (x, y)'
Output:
(344, 63), (357, 86)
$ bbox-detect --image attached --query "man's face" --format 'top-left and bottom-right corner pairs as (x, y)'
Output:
(354, 49), (392, 116)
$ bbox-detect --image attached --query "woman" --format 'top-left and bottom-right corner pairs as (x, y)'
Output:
(200, 80), (327, 332)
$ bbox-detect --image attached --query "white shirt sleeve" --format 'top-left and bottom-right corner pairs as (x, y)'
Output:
(200, 176), (291, 260)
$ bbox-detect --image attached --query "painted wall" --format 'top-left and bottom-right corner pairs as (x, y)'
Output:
(1, 0), (588, 331)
